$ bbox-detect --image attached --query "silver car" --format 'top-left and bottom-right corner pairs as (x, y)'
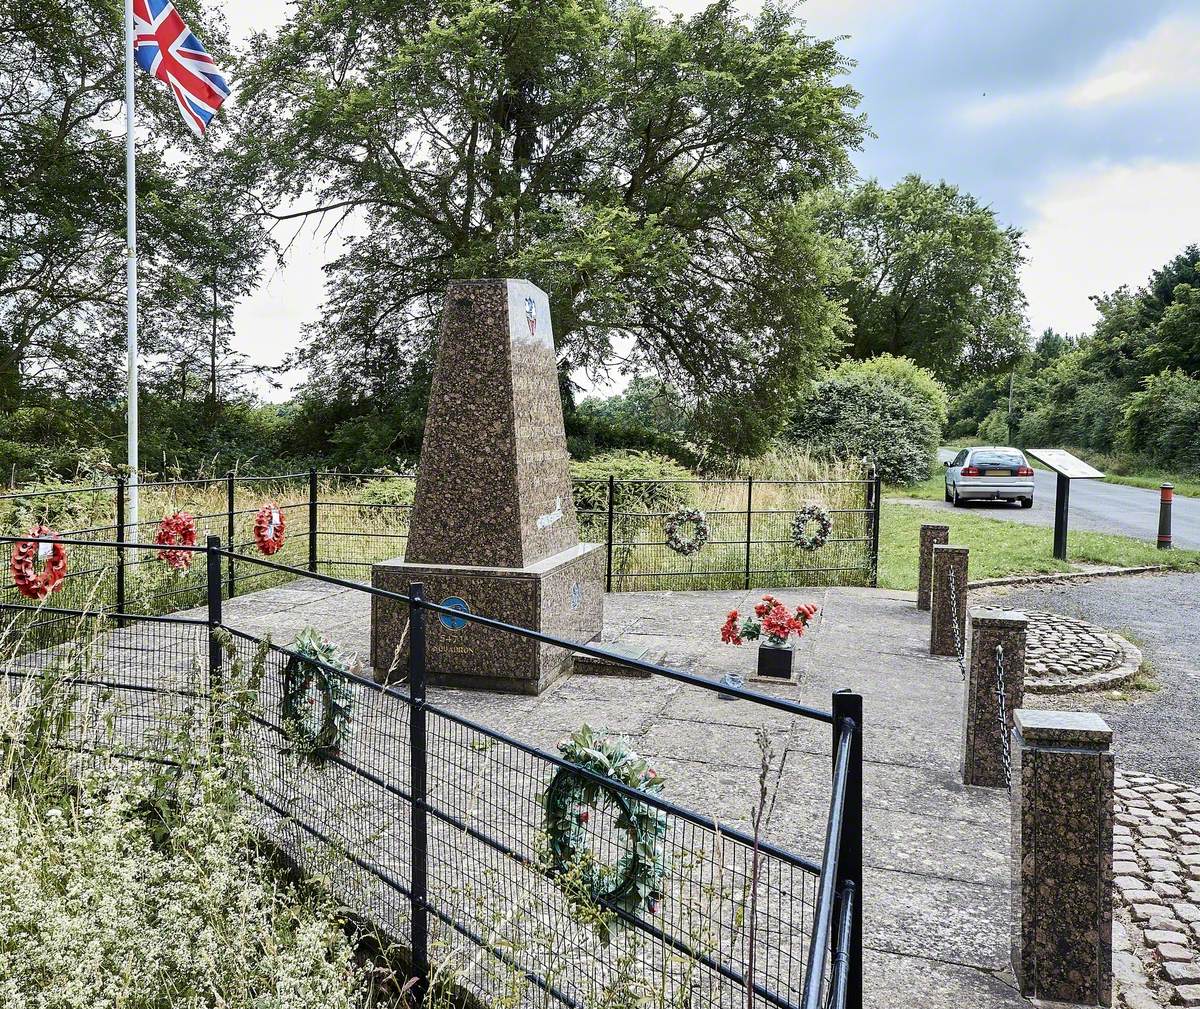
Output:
(944, 447), (1035, 508)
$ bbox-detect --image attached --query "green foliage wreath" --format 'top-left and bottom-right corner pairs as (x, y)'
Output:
(664, 506), (709, 556)
(790, 502), (833, 551)
(543, 725), (668, 936)
(281, 628), (354, 764)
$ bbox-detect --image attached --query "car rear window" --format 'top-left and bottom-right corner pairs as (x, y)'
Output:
(971, 451), (1024, 468)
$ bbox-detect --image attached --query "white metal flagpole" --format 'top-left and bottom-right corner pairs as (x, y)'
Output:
(124, 0), (139, 538)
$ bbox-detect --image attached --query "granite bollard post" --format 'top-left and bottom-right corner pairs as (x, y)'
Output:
(917, 523), (949, 611)
(1011, 710), (1114, 1007)
(930, 544), (969, 657)
(962, 607), (1026, 787)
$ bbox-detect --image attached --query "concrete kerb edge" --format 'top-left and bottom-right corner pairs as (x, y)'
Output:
(968, 564), (1171, 591)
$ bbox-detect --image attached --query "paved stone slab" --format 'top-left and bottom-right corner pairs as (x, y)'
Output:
(178, 579), (1042, 1006)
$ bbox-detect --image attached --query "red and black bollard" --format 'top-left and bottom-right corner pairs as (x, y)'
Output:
(1158, 483), (1174, 550)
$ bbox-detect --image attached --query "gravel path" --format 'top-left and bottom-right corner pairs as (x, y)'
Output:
(977, 571), (1200, 783)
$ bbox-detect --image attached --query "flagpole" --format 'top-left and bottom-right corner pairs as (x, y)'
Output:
(124, 0), (139, 538)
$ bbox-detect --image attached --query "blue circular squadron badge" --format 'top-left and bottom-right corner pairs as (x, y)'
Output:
(439, 596), (471, 630)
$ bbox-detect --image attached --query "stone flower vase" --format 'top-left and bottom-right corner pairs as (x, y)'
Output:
(756, 642), (794, 680)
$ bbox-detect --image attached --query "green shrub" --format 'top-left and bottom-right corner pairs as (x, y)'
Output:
(569, 451), (696, 514)
(0, 481), (113, 533)
(1122, 370), (1200, 474)
(976, 408), (1010, 445)
(357, 477), (416, 508)
(829, 354), (948, 432)
(789, 360), (945, 485)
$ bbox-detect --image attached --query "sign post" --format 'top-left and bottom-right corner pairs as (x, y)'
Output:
(1027, 449), (1104, 561)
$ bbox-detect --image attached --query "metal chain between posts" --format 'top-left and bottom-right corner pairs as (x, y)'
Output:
(947, 567), (967, 681)
(995, 642), (1012, 792)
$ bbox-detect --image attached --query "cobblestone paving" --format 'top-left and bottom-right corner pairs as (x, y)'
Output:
(1112, 769), (1200, 1008)
(1024, 610), (1142, 693)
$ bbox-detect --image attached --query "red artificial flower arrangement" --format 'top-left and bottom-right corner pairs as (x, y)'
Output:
(156, 511), (198, 571)
(10, 525), (68, 600)
(253, 503), (286, 555)
(720, 594), (818, 647)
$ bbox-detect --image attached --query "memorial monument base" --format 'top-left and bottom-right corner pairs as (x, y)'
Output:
(371, 543), (604, 695)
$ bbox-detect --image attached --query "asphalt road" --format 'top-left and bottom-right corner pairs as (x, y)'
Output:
(927, 449), (1200, 550)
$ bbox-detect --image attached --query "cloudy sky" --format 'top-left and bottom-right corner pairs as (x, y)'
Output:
(225, 0), (1200, 397)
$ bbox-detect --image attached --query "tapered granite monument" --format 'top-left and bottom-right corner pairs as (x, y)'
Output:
(371, 279), (604, 694)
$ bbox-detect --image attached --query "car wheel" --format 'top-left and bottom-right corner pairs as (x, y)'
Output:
(952, 487), (963, 508)
(945, 483), (952, 503)
(1021, 496), (1034, 509)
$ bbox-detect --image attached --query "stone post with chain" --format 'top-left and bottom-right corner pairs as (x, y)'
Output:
(1011, 709), (1114, 1006)
(962, 607), (1027, 788)
(930, 544), (969, 658)
(917, 523), (949, 611)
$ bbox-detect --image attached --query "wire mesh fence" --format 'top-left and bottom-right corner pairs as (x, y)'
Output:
(576, 477), (880, 592)
(0, 540), (863, 1009)
(0, 470), (879, 616)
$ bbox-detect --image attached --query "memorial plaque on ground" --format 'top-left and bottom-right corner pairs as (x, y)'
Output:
(371, 279), (604, 694)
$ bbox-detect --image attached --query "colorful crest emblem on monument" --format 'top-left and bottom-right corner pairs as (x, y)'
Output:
(524, 296), (537, 339)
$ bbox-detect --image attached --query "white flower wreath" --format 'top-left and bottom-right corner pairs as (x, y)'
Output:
(791, 502), (833, 551)
(664, 506), (709, 556)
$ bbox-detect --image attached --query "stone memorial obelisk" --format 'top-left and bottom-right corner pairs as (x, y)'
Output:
(371, 279), (604, 694)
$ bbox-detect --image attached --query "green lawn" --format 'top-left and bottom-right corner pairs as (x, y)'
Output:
(1103, 472), (1200, 498)
(889, 469), (949, 501)
(877, 503), (1200, 591)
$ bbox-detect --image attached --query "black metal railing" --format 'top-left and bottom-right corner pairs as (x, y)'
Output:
(0, 468), (882, 615)
(0, 534), (864, 1009)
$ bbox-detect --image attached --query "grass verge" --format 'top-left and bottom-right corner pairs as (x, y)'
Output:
(1103, 473), (1200, 498)
(877, 503), (1200, 591)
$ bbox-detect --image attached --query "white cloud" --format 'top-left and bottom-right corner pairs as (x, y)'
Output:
(959, 12), (1200, 125)
(1021, 160), (1200, 337)
(1064, 13), (1200, 108)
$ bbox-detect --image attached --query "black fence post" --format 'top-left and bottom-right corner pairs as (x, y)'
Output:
(226, 473), (236, 599)
(832, 690), (863, 1009)
(605, 475), (615, 593)
(115, 479), (126, 624)
(308, 468), (319, 573)
(408, 582), (430, 994)
(870, 469), (882, 588)
(206, 535), (224, 750)
(744, 476), (754, 589)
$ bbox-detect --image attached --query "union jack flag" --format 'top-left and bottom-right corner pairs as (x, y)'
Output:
(134, 0), (229, 138)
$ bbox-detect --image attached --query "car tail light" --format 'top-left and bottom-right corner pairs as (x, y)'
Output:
(1016, 466), (1034, 476)
(961, 466), (980, 477)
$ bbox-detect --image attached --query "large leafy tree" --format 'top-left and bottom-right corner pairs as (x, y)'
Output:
(818, 175), (1028, 381)
(0, 2), (270, 460)
(238, 0), (865, 454)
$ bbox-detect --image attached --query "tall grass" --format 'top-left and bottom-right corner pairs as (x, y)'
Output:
(0, 611), (386, 1008)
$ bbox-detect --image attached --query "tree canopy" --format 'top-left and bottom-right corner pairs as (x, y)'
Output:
(817, 174), (1028, 382)
(0, 1), (273, 473)
(948, 244), (1200, 475)
(238, 0), (867, 454)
